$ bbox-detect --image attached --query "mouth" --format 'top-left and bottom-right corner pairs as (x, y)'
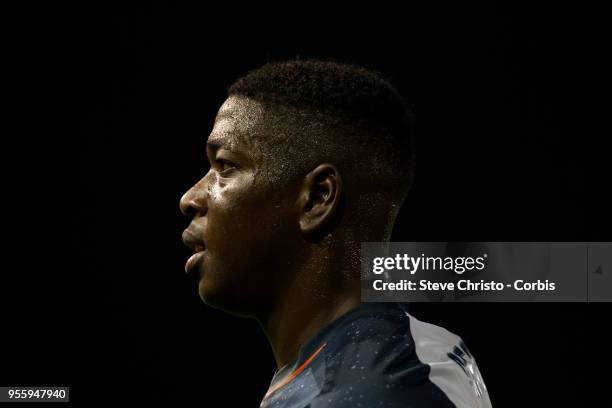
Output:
(182, 228), (206, 276)
(185, 250), (205, 276)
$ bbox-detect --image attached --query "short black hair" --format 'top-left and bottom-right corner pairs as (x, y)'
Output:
(228, 59), (415, 206)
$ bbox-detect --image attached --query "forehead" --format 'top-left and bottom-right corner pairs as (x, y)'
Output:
(207, 96), (265, 151)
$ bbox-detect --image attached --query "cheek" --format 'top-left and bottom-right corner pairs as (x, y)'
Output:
(210, 186), (291, 254)
(206, 178), (269, 244)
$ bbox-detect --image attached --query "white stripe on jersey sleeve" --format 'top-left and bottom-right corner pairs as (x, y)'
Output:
(407, 313), (493, 408)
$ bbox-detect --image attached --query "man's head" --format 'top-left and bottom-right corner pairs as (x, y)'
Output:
(180, 60), (414, 316)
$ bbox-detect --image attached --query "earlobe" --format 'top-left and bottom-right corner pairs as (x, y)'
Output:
(298, 163), (343, 235)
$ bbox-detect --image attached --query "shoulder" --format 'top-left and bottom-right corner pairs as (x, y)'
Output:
(404, 313), (492, 408)
(314, 305), (492, 408)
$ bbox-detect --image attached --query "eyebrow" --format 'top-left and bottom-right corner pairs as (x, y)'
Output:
(206, 137), (250, 161)
(206, 139), (226, 151)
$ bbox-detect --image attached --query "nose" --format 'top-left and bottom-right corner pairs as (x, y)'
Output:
(180, 178), (207, 218)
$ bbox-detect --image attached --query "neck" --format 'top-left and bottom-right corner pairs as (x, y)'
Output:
(256, 242), (361, 368)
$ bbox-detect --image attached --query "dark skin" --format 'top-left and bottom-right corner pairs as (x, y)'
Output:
(180, 96), (391, 369)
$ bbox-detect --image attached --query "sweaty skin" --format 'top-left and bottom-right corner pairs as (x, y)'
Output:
(179, 96), (393, 369)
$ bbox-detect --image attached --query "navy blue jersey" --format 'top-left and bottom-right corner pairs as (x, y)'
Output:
(260, 303), (491, 408)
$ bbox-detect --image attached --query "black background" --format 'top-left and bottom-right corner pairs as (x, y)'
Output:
(3, 2), (606, 407)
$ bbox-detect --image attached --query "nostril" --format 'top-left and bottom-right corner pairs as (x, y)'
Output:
(180, 186), (207, 218)
(184, 202), (208, 221)
(184, 205), (196, 219)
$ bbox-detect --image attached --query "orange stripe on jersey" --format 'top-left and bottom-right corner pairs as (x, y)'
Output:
(263, 342), (327, 400)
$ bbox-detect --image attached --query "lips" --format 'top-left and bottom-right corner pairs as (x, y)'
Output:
(182, 227), (206, 276)
(184, 250), (205, 275)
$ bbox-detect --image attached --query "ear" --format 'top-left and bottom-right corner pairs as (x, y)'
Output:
(297, 163), (343, 235)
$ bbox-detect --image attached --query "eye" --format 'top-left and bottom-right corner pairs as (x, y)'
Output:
(216, 159), (237, 174)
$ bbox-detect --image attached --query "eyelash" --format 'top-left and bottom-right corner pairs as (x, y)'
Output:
(216, 159), (237, 173)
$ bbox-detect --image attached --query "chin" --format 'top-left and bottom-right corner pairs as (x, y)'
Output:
(197, 276), (258, 318)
